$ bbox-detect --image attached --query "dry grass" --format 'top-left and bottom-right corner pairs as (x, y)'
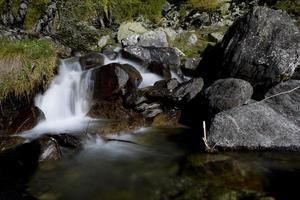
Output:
(0, 38), (57, 101)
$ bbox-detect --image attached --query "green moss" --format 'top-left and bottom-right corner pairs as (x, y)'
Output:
(24, 0), (50, 30)
(171, 26), (228, 57)
(273, 0), (300, 16)
(186, 0), (223, 12)
(0, 38), (57, 101)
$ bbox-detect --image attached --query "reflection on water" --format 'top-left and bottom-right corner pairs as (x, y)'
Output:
(28, 128), (300, 200)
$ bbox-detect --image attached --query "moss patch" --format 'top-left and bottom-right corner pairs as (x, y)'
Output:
(0, 38), (57, 101)
(171, 26), (228, 57)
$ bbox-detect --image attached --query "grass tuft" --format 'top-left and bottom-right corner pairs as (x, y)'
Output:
(0, 38), (57, 101)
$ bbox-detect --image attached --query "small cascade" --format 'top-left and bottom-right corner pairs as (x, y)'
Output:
(22, 50), (176, 138)
(22, 58), (94, 137)
(103, 53), (164, 88)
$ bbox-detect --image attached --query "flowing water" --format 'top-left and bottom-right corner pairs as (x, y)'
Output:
(19, 54), (300, 200)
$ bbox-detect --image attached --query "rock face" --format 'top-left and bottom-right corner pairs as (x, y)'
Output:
(79, 53), (105, 70)
(171, 78), (204, 103)
(117, 22), (148, 43)
(210, 7), (300, 92)
(91, 63), (142, 100)
(181, 57), (201, 76)
(123, 46), (181, 69)
(121, 30), (169, 47)
(208, 80), (300, 150)
(204, 78), (253, 115)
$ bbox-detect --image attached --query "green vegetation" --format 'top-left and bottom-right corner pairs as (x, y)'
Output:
(273, 0), (300, 16)
(186, 0), (222, 11)
(0, 38), (57, 101)
(59, 0), (166, 25)
(171, 26), (228, 57)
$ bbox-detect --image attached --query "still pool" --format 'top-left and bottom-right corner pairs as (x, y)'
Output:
(27, 128), (300, 200)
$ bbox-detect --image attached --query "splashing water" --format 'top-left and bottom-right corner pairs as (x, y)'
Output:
(22, 58), (94, 138)
(22, 51), (178, 138)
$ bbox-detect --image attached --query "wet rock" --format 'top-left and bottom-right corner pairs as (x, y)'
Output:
(124, 88), (150, 107)
(79, 53), (105, 70)
(35, 136), (62, 162)
(147, 79), (179, 99)
(152, 111), (182, 128)
(91, 63), (142, 100)
(51, 134), (82, 149)
(204, 78), (253, 115)
(9, 106), (45, 133)
(102, 46), (118, 60)
(0, 136), (25, 154)
(181, 57), (201, 76)
(208, 80), (300, 150)
(148, 61), (172, 79)
(89, 98), (138, 120)
(135, 102), (163, 118)
(211, 7), (300, 92)
(142, 108), (163, 118)
(171, 78), (204, 103)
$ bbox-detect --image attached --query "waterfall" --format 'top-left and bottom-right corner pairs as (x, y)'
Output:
(21, 51), (176, 138)
(22, 58), (93, 137)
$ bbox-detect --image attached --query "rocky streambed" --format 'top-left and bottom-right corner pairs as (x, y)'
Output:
(0, 5), (299, 200)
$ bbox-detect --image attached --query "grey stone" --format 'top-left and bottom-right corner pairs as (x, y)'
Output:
(208, 32), (224, 43)
(204, 78), (253, 114)
(117, 22), (147, 43)
(139, 30), (169, 47)
(97, 35), (110, 48)
(215, 7), (300, 91)
(208, 80), (300, 150)
(123, 46), (181, 68)
(171, 77), (204, 103)
(188, 33), (198, 45)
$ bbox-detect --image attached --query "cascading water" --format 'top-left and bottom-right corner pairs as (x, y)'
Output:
(22, 58), (94, 137)
(103, 53), (164, 88)
(22, 50), (177, 138)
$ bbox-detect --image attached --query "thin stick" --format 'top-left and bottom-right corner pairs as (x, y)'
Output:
(202, 121), (211, 151)
(15, 117), (30, 134)
(259, 86), (300, 103)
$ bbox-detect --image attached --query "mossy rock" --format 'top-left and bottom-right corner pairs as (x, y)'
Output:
(117, 22), (148, 43)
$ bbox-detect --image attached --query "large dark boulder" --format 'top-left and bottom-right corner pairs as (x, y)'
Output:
(91, 63), (142, 100)
(79, 53), (105, 70)
(208, 80), (300, 150)
(204, 78), (253, 115)
(201, 7), (300, 93)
